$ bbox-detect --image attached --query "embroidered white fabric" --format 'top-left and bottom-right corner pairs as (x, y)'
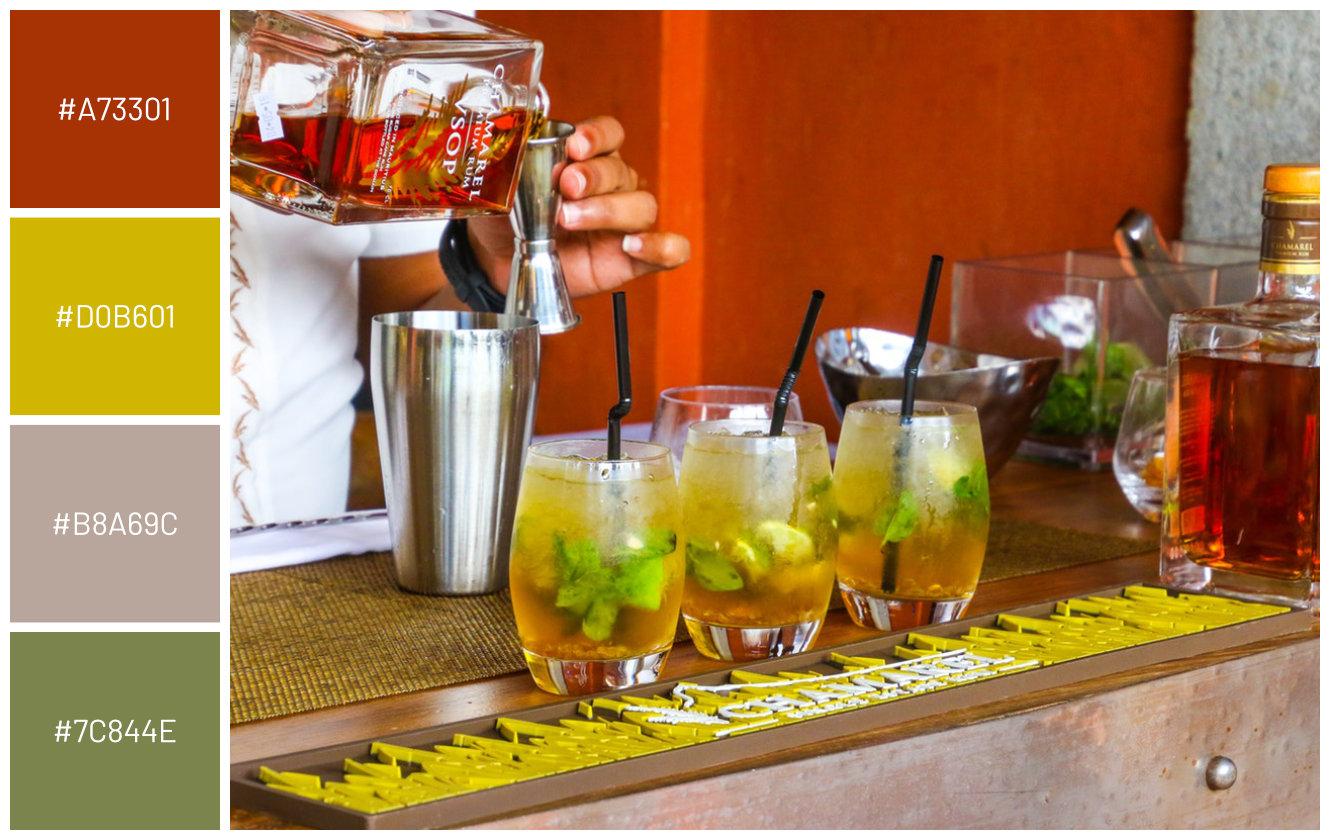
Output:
(229, 199), (445, 527)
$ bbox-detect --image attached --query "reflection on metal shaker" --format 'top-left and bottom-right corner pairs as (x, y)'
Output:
(370, 311), (540, 594)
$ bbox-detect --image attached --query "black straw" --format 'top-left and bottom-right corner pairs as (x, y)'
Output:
(769, 289), (825, 437)
(899, 255), (945, 423)
(606, 291), (632, 460)
(882, 254), (944, 593)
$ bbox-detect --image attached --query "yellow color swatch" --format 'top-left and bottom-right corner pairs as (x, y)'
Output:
(11, 218), (219, 414)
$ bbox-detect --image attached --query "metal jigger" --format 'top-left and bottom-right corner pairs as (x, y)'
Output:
(505, 120), (580, 334)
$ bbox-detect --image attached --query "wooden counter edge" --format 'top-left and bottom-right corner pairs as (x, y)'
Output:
(230, 626), (1318, 830)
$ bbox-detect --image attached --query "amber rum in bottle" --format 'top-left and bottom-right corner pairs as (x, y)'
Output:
(229, 11), (544, 224)
(1160, 164), (1319, 608)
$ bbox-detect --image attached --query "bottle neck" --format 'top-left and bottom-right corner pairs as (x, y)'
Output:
(1256, 268), (1319, 302)
(1257, 210), (1319, 303)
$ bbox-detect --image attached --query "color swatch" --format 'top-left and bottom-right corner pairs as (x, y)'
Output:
(9, 10), (220, 209)
(8, 10), (228, 832)
(11, 632), (221, 829)
(10, 218), (220, 415)
(10, 425), (220, 623)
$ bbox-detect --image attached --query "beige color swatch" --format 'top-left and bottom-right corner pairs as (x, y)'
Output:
(11, 425), (219, 622)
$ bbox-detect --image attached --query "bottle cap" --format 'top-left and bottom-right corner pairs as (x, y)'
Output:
(1264, 164), (1319, 195)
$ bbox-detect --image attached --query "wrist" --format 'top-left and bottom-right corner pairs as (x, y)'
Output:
(437, 220), (506, 313)
(464, 219), (512, 295)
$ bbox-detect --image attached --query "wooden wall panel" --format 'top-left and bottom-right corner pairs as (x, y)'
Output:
(482, 10), (666, 434)
(697, 10), (1194, 434)
(481, 10), (1194, 437)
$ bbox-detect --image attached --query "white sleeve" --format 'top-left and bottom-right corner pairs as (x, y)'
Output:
(361, 219), (450, 259)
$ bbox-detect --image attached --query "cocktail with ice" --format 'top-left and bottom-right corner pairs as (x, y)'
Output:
(509, 440), (683, 695)
(678, 419), (837, 661)
(833, 400), (990, 630)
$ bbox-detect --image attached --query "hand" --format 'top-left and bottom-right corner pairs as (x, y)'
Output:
(466, 115), (691, 297)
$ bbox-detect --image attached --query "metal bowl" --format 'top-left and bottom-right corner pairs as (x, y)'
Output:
(815, 327), (1059, 476)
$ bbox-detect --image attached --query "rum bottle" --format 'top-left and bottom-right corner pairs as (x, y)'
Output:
(230, 11), (544, 224)
(1160, 164), (1319, 608)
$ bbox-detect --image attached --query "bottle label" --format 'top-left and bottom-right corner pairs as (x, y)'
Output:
(1260, 217), (1319, 275)
(253, 91), (283, 143)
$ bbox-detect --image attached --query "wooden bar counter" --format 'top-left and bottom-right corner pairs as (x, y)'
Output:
(230, 461), (1319, 829)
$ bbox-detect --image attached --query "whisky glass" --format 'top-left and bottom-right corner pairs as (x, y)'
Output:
(1112, 367), (1167, 522)
(678, 419), (837, 661)
(833, 400), (990, 631)
(509, 440), (683, 695)
(649, 386), (801, 470)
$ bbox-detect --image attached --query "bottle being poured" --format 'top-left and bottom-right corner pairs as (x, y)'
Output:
(229, 10), (547, 224)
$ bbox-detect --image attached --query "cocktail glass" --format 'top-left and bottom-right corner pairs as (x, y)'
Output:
(509, 440), (684, 695)
(678, 419), (837, 660)
(1112, 367), (1167, 522)
(833, 400), (990, 631)
(649, 386), (802, 470)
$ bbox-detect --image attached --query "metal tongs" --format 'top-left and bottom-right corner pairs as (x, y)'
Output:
(1113, 207), (1205, 321)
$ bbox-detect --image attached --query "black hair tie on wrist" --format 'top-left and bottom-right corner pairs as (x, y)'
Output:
(438, 220), (506, 314)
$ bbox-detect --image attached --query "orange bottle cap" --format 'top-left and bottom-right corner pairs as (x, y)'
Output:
(1264, 164), (1320, 195)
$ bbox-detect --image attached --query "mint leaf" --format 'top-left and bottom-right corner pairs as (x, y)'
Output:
(553, 534), (609, 615)
(685, 540), (744, 591)
(614, 554), (666, 611)
(952, 466), (988, 510)
(873, 491), (919, 545)
(554, 529), (676, 638)
(611, 527), (677, 563)
(807, 474), (837, 524)
(581, 598), (620, 641)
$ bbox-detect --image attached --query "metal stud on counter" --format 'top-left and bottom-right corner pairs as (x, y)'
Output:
(1205, 755), (1238, 791)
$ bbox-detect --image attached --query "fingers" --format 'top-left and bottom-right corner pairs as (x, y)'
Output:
(561, 154), (639, 199)
(561, 190), (656, 232)
(622, 231), (691, 270)
(567, 115), (625, 160)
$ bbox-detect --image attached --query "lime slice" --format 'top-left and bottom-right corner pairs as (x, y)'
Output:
(925, 448), (969, 488)
(755, 521), (814, 564)
(732, 537), (773, 582)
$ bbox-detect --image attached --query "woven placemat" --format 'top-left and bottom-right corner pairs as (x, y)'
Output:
(230, 519), (1153, 724)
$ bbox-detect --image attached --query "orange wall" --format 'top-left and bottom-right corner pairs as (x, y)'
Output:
(484, 10), (1194, 436)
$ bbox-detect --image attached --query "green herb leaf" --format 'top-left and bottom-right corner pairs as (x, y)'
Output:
(874, 491), (919, 545)
(554, 529), (675, 638)
(685, 540), (744, 591)
(807, 474), (837, 524)
(1037, 340), (1153, 436)
(581, 598), (620, 641)
(614, 554), (666, 611)
(611, 527), (677, 563)
(953, 462), (990, 520)
(1032, 373), (1094, 436)
(553, 535), (608, 615)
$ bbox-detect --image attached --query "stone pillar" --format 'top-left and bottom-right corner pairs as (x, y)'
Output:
(1184, 10), (1320, 240)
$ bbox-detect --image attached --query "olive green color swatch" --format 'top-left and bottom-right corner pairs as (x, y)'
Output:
(10, 217), (220, 415)
(10, 632), (220, 829)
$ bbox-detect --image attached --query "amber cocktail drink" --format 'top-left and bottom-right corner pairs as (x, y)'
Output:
(509, 440), (683, 695)
(833, 400), (990, 630)
(678, 419), (837, 660)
